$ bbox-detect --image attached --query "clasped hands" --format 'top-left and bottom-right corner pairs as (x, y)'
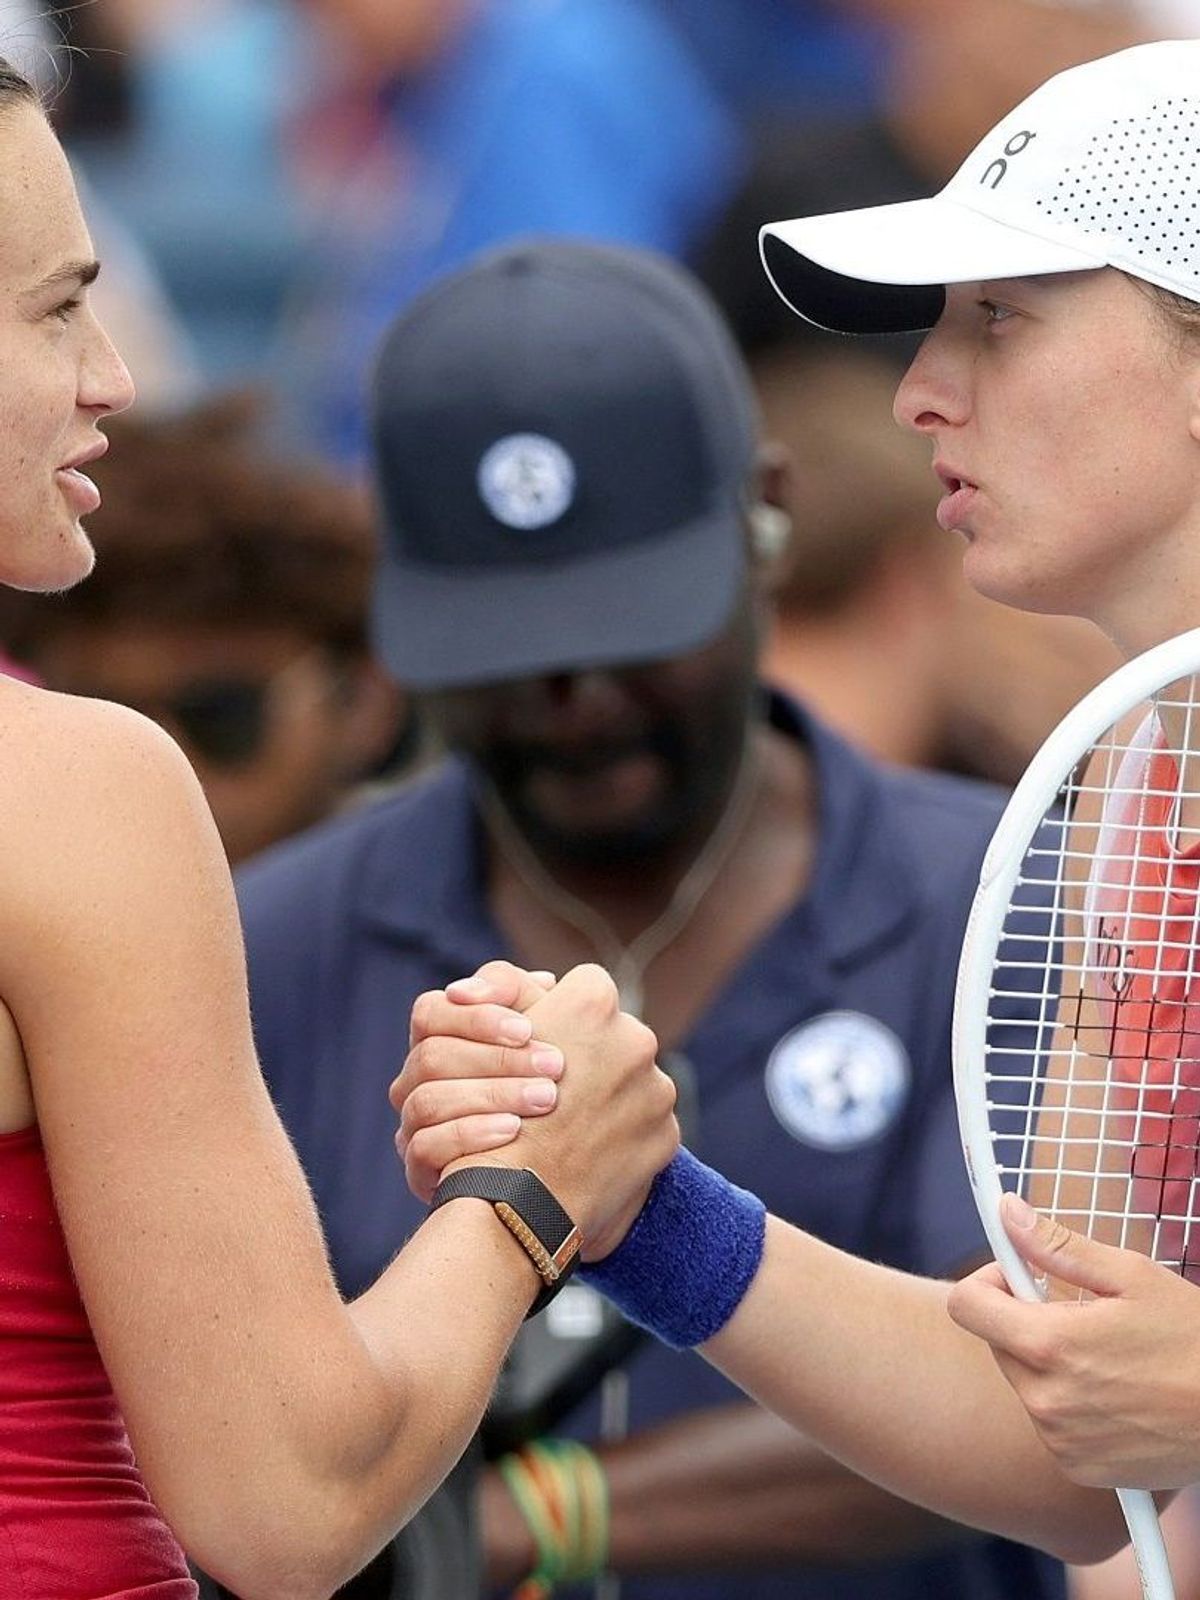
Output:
(392, 959), (1200, 1491)
(391, 961), (679, 1262)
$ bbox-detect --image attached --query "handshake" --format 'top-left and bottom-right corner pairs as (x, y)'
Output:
(392, 960), (766, 1347)
(389, 959), (1182, 1539)
(394, 961), (676, 1263)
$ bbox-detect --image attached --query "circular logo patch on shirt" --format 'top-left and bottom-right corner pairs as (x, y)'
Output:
(477, 433), (576, 530)
(764, 1011), (910, 1150)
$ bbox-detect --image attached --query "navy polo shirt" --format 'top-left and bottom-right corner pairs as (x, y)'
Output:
(237, 697), (1063, 1600)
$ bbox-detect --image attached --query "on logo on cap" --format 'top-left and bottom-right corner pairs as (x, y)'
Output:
(477, 433), (576, 531)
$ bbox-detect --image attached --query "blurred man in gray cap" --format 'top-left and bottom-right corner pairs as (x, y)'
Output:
(235, 238), (1065, 1600)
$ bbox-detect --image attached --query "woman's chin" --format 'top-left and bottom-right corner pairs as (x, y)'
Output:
(961, 546), (1062, 618)
(0, 535), (95, 595)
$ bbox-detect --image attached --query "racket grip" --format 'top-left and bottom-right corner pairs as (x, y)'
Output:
(581, 1148), (766, 1348)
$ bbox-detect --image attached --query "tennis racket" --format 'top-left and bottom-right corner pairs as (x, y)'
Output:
(953, 626), (1200, 1600)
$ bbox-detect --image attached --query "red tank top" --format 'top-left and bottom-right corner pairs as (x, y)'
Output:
(0, 1125), (197, 1598)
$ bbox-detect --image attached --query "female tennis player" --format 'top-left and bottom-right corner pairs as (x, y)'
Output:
(396, 35), (1200, 1547)
(0, 61), (678, 1600)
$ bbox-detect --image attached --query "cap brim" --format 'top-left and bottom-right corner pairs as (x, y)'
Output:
(371, 500), (746, 690)
(760, 195), (1109, 334)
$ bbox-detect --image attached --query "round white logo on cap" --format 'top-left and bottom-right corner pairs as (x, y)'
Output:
(765, 1011), (910, 1150)
(477, 433), (576, 531)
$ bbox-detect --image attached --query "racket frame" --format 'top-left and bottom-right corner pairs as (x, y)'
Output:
(952, 627), (1200, 1600)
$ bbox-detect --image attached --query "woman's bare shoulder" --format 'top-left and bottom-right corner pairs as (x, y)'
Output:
(0, 676), (199, 802)
(0, 679), (221, 914)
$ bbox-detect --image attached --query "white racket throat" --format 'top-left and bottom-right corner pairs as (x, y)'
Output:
(954, 626), (1200, 1600)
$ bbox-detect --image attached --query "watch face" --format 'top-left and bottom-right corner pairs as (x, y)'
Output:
(505, 1167), (578, 1252)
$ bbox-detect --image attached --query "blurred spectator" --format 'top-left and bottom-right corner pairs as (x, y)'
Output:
(272, 0), (743, 462)
(754, 347), (1119, 785)
(0, 397), (406, 863)
(238, 235), (1066, 1600)
(66, 0), (741, 463)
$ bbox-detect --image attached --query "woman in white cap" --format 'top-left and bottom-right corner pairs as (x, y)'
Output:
(398, 35), (1200, 1559)
(757, 32), (1200, 1485)
(760, 40), (1200, 669)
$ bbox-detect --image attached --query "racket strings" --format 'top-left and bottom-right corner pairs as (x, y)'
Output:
(982, 682), (1200, 1282)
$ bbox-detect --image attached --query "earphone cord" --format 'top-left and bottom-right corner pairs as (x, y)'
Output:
(482, 731), (764, 1019)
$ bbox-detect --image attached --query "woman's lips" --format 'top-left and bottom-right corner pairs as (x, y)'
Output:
(936, 480), (978, 532)
(55, 464), (101, 515)
(934, 465), (979, 533)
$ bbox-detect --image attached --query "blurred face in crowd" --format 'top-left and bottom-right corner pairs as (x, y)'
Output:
(30, 622), (386, 862)
(0, 104), (134, 592)
(421, 589), (765, 869)
(893, 269), (1200, 651)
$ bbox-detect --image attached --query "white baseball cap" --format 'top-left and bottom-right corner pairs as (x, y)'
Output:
(760, 39), (1200, 334)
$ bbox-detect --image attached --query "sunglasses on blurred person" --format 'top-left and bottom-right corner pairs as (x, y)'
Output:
(74, 650), (336, 769)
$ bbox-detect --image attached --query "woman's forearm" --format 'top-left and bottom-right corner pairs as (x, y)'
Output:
(167, 1201), (533, 1600)
(703, 1217), (1127, 1566)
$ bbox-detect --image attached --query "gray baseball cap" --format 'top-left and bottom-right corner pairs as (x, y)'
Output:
(368, 238), (759, 689)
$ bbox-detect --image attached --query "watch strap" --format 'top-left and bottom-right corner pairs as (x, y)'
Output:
(431, 1166), (582, 1317)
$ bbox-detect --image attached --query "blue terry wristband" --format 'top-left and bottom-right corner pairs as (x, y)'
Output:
(579, 1148), (766, 1349)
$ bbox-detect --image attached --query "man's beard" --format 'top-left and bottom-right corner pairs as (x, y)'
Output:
(476, 720), (741, 871)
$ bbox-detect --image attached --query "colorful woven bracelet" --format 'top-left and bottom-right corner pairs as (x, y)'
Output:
(499, 1439), (610, 1597)
(498, 1450), (563, 1598)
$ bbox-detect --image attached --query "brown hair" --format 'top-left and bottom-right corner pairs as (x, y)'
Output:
(0, 394), (379, 660)
(1139, 280), (1200, 343)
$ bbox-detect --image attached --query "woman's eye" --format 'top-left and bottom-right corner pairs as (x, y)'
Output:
(50, 295), (82, 325)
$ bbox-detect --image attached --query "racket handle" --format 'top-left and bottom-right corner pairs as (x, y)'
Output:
(1118, 1486), (1175, 1600)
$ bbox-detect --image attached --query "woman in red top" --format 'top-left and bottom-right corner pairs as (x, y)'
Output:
(0, 59), (676, 1600)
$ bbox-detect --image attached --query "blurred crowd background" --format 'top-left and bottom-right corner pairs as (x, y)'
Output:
(3, 0), (1174, 857)
(4, 2), (1200, 1596)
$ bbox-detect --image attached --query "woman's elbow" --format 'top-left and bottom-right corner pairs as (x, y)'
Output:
(189, 1534), (387, 1600)
(176, 1483), (395, 1600)
(1040, 1499), (1130, 1567)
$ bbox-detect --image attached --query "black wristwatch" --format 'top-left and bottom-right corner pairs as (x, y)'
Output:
(430, 1166), (583, 1317)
